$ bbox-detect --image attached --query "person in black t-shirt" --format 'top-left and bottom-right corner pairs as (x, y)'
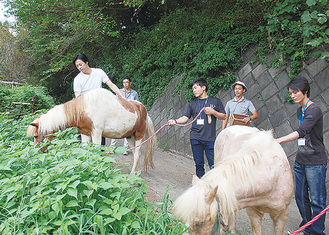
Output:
(277, 76), (327, 235)
(168, 78), (226, 178)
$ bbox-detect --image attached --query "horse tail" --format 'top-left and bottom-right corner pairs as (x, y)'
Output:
(143, 114), (157, 172)
(26, 125), (37, 138)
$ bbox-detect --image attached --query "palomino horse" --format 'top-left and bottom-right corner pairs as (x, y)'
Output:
(174, 126), (294, 235)
(26, 88), (157, 173)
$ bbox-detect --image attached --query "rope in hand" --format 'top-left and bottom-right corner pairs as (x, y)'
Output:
(289, 205), (329, 235)
(128, 107), (206, 151)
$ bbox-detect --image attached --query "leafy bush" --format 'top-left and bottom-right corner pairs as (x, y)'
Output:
(0, 85), (55, 119)
(116, 6), (265, 107)
(258, 0), (329, 77)
(0, 114), (189, 234)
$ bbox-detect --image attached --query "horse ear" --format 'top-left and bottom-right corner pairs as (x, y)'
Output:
(30, 118), (40, 127)
(192, 175), (200, 185)
(206, 185), (218, 204)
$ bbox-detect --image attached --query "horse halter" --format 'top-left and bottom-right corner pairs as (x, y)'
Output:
(207, 186), (229, 235)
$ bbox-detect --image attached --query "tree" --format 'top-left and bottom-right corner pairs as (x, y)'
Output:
(0, 22), (30, 82)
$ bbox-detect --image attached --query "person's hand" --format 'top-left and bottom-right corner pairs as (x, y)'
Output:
(242, 116), (251, 124)
(167, 120), (177, 126)
(203, 107), (214, 115)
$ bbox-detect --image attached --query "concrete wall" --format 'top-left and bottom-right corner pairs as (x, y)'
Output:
(148, 44), (329, 187)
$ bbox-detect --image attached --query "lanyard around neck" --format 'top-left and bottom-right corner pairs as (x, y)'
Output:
(124, 89), (131, 98)
(300, 99), (310, 123)
(198, 97), (208, 118)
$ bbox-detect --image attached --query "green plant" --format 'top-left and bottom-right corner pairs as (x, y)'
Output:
(283, 90), (295, 103)
(0, 85), (55, 119)
(0, 114), (189, 234)
(258, 0), (329, 76)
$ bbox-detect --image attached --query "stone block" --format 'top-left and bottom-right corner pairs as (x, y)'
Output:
(269, 108), (288, 127)
(273, 121), (294, 138)
(250, 61), (260, 70)
(269, 66), (285, 78)
(252, 63), (266, 79)
(256, 71), (272, 89)
(314, 67), (329, 92)
(274, 69), (290, 90)
(281, 140), (297, 159)
(247, 83), (261, 101)
(242, 73), (254, 87)
(306, 59), (329, 77)
(265, 94), (284, 114)
(260, 82), (279, 101)
(323, 111), (329, 133)
(320, 89), (329, 106)
(250, 96), (265, 112)
(324, 131), (329, 154)
(312, 96), (327, 114)
(255, 105), (269, 125)
(238, 63), (252, 79)
(255, 118), (272, 131)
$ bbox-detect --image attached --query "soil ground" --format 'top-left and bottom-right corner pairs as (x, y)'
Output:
(111, 141), (329, 235)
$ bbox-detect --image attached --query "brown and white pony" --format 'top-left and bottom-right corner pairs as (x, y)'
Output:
(26, 88), (157, 173)
(174, 126), (294, 235)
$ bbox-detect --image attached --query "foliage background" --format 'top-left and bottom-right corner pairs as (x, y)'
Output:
(0, 0), (328, 107)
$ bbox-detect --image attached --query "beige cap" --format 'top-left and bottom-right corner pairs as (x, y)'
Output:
(231, 81), (247, 91)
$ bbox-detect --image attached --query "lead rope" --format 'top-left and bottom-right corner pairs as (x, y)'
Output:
(210, 196), (221, 235)
(128, 107), (206, 151)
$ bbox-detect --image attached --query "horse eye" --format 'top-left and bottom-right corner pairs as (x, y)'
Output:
(195, 220), (205, 227)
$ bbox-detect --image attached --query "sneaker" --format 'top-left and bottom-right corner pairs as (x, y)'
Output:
(123, 151), (128, 155)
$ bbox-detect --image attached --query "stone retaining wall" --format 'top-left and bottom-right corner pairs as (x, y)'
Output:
(149, 45), (329, 189)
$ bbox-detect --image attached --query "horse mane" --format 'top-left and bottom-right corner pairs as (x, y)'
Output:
(38, 95), (87, 134)
(175, 130), (276, 226)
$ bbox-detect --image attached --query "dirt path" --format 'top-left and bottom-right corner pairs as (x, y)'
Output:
(112, 144), (329, 234)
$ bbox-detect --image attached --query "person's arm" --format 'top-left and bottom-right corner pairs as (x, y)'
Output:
(204, 107), (226, 120)
(242, 110), (259, 124)
(106, 80), (125, 98)
(276, 131), (299, 144)
(168, 116), (189, 126)
(222, 113), (229, 129)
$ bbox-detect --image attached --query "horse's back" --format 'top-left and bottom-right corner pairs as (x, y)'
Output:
(214, 126), (259, 164)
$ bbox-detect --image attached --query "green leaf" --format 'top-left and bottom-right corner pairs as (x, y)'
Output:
(83, 189), (94, 198)
(86, 199), (96, 208)
(114, 147), (129, 155)
(131, 221), (141, 229)
(66, 200), (79, 207)
(301, 11), (312, 23)
(67, 188), (77, 199)
(0, 166), (12, 171)
(99, 208), (113, 215)
(99, 182), (113, 190)
(306, 0), (316, 6)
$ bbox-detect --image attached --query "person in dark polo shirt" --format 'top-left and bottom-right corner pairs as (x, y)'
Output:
(167, 78), (226, 178)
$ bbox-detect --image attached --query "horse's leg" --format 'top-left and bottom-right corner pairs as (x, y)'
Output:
(246, 207), (263, 235)
(81, 134), (92, 146)
(91, 130), (102, 145)
(269, 207), (289, 235)
(130, 138), (142, 174)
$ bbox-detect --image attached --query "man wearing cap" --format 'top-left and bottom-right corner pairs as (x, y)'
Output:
(222, 81), (259, 129)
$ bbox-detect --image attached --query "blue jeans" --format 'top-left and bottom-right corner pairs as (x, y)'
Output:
(190, 139), (214, 178)
(294, 162), (327, 235)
